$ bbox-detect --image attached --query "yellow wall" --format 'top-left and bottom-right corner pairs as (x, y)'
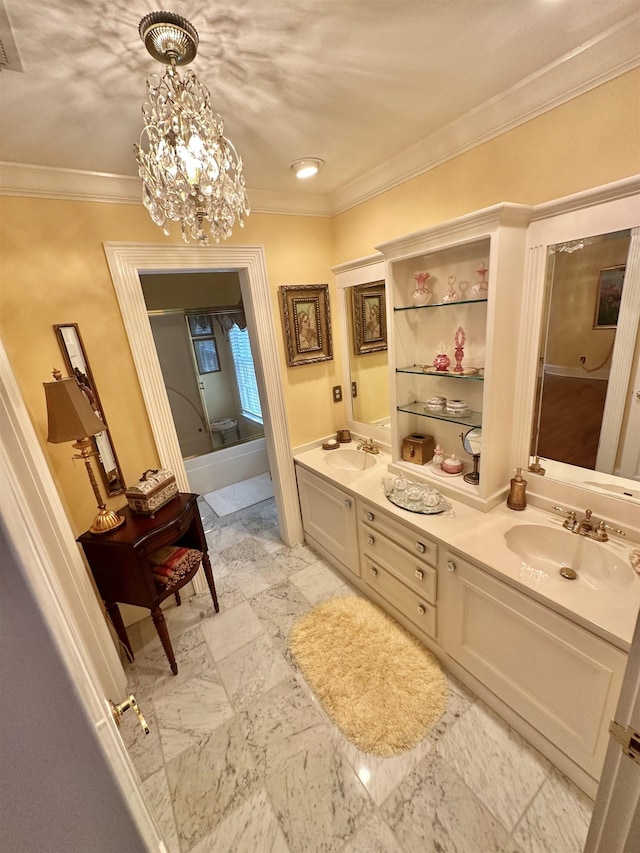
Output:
(0, 198), (336, 534)
(331, 70), (640, 263)
(1, 70), (638, 535)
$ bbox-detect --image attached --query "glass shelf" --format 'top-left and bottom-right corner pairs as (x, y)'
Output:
(397, 401), (483, 428)
(394, 297), (487, 312)
(397, 364), (484, 381)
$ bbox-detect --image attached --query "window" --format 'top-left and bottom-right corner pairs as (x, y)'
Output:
(228, 324), (262, 423)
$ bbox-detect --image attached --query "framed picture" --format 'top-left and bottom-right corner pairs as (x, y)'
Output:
(187, 314), (214, 337)
(54, 323), (126, 496)
(280, 284), (333, 367)
(192, 337), (221, 374)
(593, 265), (625, 329)
(352, 281), (386, 355)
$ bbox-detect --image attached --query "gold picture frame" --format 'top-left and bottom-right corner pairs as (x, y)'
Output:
(280, 284), (333, 367)
(54, 323), (126, 496)
(593, 264), (625, 329)
(352, 281), (387, 355)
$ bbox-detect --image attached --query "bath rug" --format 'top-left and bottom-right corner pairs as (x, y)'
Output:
(289, 595), (447, 755)
(204, 472), (273, 516)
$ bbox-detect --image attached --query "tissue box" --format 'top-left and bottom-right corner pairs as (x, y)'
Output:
(126, 468), (178, 516)
(402, 433), (434, 465)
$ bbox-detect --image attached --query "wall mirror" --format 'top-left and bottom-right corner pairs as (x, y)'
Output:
(54, 324), (126, 496)
(515, 178), (640, 507)
(333, 254), (391, 443)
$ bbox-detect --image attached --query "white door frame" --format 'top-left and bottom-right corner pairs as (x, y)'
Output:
(103, 242), (303, 595)
(0, 339), (166, 850)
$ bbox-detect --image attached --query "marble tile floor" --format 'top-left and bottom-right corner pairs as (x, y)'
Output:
(120, 496), (594, 853)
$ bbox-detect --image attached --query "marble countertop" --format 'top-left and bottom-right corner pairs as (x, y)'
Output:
(294, 445), (640, 652)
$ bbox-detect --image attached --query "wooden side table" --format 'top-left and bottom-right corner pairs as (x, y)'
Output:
(78, 493), (218, 674)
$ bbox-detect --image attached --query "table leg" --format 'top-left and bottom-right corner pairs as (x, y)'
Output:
(107, 602), (134, 661)
(151, 607), (178, 675)
(201, 552), (219, 612)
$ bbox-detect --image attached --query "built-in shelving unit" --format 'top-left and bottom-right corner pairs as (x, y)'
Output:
(376, 203), (532, 510)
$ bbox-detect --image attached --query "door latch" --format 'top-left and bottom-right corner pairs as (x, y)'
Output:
(110, 694), (150, 735)
(609, 720), (640, 765)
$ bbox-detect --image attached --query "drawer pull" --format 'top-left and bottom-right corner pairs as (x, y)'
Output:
(414, 569), (424, 581)
(369, 567), (378, 578)
(366, 511), (375, 522)
(417, 604), (426, 616)
(344, 499), (352, 509)
(416, 542), (426, 554)
(446, 559), (456, 573)
(367, 535), (375, 546)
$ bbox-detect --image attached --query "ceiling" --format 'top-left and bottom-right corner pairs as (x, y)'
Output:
(1, 0), (638, 214)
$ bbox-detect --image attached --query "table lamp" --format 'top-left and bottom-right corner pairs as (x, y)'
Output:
(44, 369), (125, 534)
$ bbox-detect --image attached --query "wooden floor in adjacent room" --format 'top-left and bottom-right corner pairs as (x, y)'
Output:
(537, 374), (608, 469)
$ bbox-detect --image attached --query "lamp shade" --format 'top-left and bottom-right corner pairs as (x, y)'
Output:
(44, 377), (106, 443)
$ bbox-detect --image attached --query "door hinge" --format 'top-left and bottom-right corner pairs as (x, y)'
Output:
(609, 720), (640, 764)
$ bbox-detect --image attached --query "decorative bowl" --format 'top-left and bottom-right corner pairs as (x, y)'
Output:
(425, 396), (447, 412)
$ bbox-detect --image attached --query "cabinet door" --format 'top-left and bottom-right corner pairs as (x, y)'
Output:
(441, 552), (626, 779)
(296, 467), (359, 576)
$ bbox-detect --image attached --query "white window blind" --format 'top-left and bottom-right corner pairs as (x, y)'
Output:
(228, 325), (262, 422)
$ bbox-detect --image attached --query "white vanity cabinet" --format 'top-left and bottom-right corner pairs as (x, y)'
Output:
(439, 549), (627, 789)
(358, 499), (439, 641)
(376, 204), (532, 511)
(295, 466), (360, 576)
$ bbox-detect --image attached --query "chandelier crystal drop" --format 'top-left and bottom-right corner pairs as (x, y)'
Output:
(134, 12), (250, 245)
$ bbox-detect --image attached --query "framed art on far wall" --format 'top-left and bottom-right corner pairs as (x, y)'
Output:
(593, 265), (625, 329)
(352, 281), (387, 355)
(280, 283), (333, 367)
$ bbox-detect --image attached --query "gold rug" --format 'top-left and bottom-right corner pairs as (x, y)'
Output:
(289, 595), (447, 756)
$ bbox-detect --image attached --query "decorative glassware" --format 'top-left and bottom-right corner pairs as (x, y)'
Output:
(433, 342), (450, 372)
(453, 326), (465, 373)
(432, 444), (444, 468)
(441, 275), (459, 303)
(412, 271), (432, 305)
(471, 263), (489, 297)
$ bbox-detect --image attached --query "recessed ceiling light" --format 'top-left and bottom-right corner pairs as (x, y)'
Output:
(290, 158), (325, 179)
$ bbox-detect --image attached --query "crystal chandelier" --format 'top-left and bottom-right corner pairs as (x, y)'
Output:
(134, 12), (250, 245)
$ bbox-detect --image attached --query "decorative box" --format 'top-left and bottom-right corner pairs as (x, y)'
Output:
(402, 433), (434, 466)
(126, 468), (178, 516)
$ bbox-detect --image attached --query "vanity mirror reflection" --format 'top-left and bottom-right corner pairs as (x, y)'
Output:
(333, 254), (391, 441)
(515, 177), (640, 509)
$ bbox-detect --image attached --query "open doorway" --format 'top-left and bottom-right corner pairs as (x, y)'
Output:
(140, 270), (270, 494)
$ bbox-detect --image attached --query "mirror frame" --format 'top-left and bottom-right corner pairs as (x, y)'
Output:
(512, 175), (640, 526)
(54, 323), (126, 496)
(333, 253), (391, 447)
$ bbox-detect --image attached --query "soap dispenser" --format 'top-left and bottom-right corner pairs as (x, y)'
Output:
(506, 467), (527, 511)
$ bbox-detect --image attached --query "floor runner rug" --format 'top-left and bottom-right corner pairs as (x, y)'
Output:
(204, 472), (273, 516)
(290, 595), (447, 755)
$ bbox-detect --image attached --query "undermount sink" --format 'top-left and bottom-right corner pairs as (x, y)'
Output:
(324, 448), (377, 471)
(504, 524), (633, 591)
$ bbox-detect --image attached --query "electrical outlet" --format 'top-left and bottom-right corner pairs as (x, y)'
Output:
(332, 385), (342, 402)
(351, 381), (358, 398)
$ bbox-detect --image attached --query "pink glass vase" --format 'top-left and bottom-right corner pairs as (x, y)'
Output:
(412, 271), (432, 305)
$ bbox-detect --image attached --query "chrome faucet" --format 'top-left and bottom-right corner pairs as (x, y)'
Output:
(552, 506), (625, 542)
(357, 437), (380, 455)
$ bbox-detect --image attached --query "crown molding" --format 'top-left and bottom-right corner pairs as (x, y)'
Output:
(331, 14), (640, 215)
(1, 14), (638, 217)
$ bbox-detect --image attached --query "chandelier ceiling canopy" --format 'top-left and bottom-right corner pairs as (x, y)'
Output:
(134, 11), (250, 245)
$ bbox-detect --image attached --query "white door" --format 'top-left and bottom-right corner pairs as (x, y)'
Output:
(584, 609), (640, 852)
(0, 340), (166, 850)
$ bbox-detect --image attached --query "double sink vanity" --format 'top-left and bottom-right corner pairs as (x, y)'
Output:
(296, 176), (640, 800)
(294, 444), (639, 799)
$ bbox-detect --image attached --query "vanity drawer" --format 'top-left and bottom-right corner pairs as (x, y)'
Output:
(363, 557), (436, 640)
(360, 524), (437, 603)
(358, 499), (438, 567)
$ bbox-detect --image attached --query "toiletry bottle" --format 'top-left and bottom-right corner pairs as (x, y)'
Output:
(506, 467), (527, 511)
